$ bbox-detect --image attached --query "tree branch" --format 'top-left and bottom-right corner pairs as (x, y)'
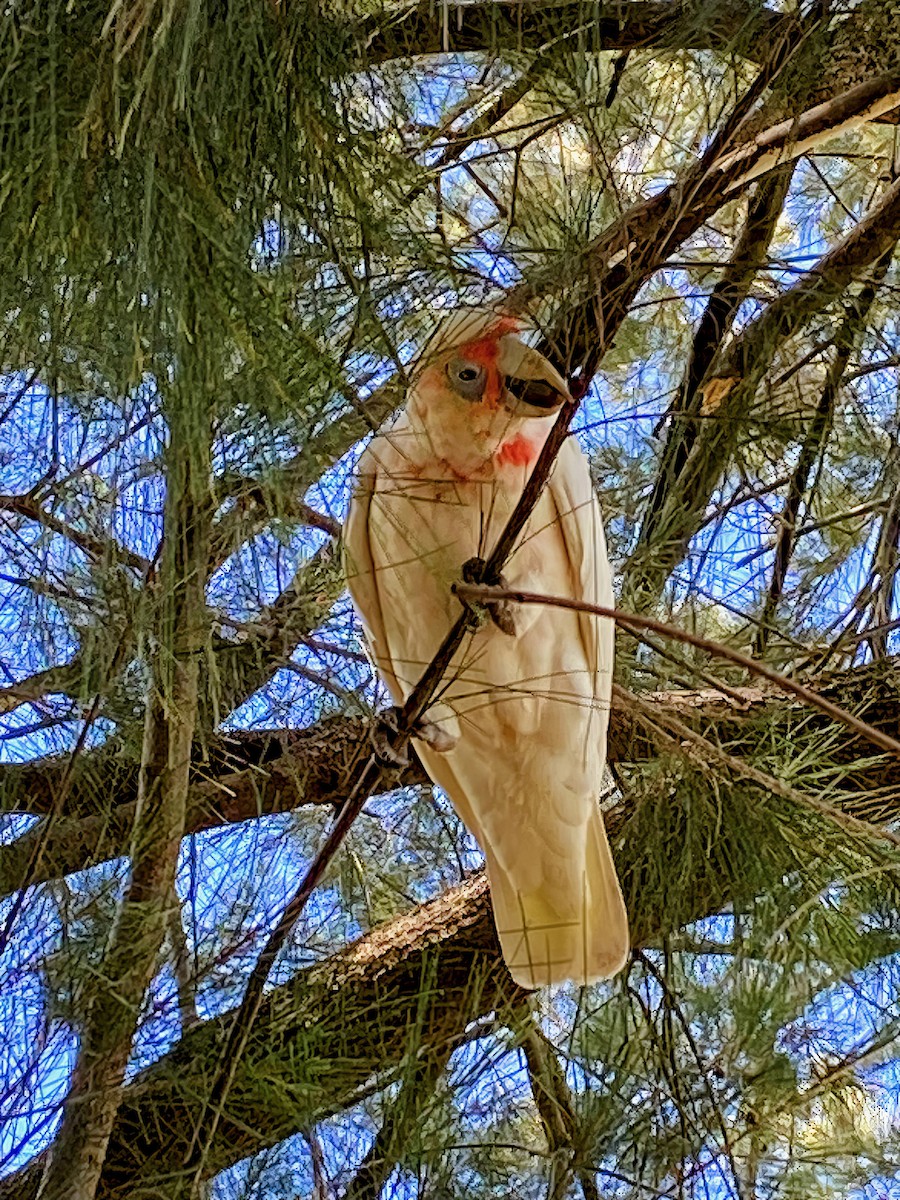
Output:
(454, 583), (900, 762)
(633, 164), (794, 588)
(362, 1), (793, 66)
(7, 649), (900, 899)
(6, 678), (899, 1200)
(754, 247), (895, 656)
(623, 175), (900, 607)
(0, 492), (150, 572)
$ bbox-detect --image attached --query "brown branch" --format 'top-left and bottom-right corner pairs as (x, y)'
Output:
(8, 652), (900, 901)
(0, 661), (84, 716)
(0, 492), (151, 572)
(634, 163), (794, 581)
(718, 69), (900, 193)
(754, 248), (895, 657)
(210, 485), (341, 569)
(405, 63), (542, 206)
(362, 1), (793, 67)
(453, 582), (900, 760)
(0, 716), (429, 897)
(866, 475), (900, 661)
(518, 1009), (602, 1200)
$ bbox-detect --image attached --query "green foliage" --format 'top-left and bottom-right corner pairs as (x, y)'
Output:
(2, 1), (900, 1198)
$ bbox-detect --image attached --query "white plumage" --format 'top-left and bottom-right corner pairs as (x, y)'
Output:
(344, 310), (629, 987)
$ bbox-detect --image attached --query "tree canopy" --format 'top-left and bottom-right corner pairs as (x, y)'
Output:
(1, 2), (900, 1197)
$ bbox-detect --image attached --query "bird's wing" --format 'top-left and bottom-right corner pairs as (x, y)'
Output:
(546, 434), (615, 704)
(343, 441), (405, 705)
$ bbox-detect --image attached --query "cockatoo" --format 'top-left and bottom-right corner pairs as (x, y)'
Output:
(344, 310), (629, 988)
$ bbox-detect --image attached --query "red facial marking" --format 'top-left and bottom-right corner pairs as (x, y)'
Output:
(496, 433), (537, 467)
(458, 317), (522, 411)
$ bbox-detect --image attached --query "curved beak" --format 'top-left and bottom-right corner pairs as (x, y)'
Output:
(496, 334), (570, 418)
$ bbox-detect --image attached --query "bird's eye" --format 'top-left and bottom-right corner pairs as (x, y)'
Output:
(446, 358), (485, 399)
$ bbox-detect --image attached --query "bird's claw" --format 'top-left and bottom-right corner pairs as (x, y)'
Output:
(415, 719), (458, 753)
(372, 709), (459, 769)
(460, 557), (518, 637)
(371, 708), (410, 769)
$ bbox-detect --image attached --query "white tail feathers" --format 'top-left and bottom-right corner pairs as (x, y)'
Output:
(415, 742), (628, 989)
(487, 806), (629, 989)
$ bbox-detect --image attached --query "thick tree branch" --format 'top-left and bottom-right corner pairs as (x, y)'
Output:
(5, 657), (900, 899)
(0, 876), (509, 1200)
(6, 667), (899, 1200)
(362, 1), (792, 66)
(0, 661), (84, 717)
(209, 485), (341, 571)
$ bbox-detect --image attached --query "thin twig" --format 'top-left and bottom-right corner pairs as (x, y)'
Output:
(453, 583), (900, 762)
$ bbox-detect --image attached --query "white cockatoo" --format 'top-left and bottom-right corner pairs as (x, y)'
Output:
(344, 310), (629, 988)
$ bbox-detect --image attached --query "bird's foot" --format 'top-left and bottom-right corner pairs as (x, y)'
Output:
(371, 709), (458, 769)
(371, 708), (410, 769)
(460, 557), (518, 637)
(415, 719), (458, 753)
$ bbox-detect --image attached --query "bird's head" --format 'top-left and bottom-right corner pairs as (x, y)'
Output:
(412, 310), (571, 421)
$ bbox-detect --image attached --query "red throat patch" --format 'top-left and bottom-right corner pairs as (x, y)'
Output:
(496, 433), (537, 467)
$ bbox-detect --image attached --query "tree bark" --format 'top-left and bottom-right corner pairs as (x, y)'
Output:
(6, 656), (900, 898)
(34, 390), (213, 1200)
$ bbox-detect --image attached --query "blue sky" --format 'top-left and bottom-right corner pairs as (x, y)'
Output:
(2, 52), (900, 1193)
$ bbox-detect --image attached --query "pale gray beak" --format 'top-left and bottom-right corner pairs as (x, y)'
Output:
(496, 334), (571, 418)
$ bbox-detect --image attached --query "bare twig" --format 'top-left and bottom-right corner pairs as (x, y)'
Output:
(453, 583), (900, 761)
(0, 491), (150, 571)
